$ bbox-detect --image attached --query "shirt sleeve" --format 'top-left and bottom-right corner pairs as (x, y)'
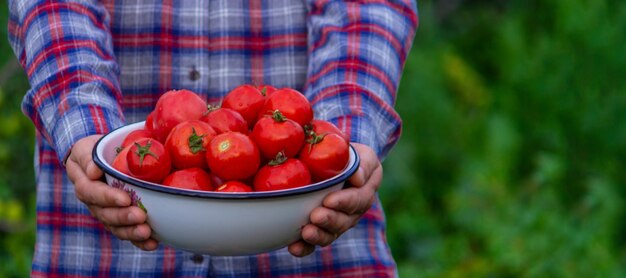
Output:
(304, 0), (418, 160)
(8, 0), (125, 163)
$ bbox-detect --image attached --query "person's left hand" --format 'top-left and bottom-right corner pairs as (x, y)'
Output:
(288, 143), (382, 257)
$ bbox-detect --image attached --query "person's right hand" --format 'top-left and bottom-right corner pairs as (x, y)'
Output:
(65, 135), (159, 251)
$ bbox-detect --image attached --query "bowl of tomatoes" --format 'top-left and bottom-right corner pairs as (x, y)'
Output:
(92, 86), (359, 256)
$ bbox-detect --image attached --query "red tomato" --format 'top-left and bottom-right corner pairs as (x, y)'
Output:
(206, 132), (261, 180)
(215, 181), (253, 193)
(251, 110), (305, 159)
(305, 119), (350, 143)
(153, 89), (207, 142)
(258, 88), (313, 127)
(121, 129), (155, 148)
(221, 85), (266, 129)
(299, 133), (350, 182)
(145, 111), (156, 133)
(165, 120), (216, 169)
(253, 153), (312, 191)
(127, 138), (171, 183)
(201, 106), (248, 134)
(112, 145), (131, 175)
(162, 168), (214, 191)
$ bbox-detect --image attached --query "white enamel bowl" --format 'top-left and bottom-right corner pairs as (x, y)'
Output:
(93, 121), (359, 256)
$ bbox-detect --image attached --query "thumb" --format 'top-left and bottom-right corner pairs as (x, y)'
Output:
(85, 160), (104, 180)
(69, 135), (105, 180)
(347, 143), (380, 188)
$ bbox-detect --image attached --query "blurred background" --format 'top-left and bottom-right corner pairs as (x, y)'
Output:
(2, 0), (626, 276)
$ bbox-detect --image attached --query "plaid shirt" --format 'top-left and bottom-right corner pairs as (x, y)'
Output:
(8, 0), (418, 277)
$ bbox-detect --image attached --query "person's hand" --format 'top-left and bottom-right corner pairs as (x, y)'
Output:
(288, 143), (382, 257)
(65, 135), (159, 251)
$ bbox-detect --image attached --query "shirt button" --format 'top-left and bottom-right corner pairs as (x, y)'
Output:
(189, 66), (200, 81)
(191, 254), (204, 264)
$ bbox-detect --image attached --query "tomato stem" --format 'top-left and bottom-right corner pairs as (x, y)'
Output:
(271, 110), (287, 122)
(203, 104), (220, 117)
(303, 123), (314, 137)
(307, 132), (327, 145)
(305, 131), (327, 153)
(269, 151), (288, 166)
(134, 140), (158, 166)
(206, 104), (220, 112)
(260, 86), (267, 97)
(188, 127), (207, 154)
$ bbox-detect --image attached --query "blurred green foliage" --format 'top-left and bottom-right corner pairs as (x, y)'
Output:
(381, 0), (626, 276)
(2, 0), (626, 276)
(0, 3), (37, 277)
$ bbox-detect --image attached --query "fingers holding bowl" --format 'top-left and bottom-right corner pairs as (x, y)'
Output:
(294, 143), (381, 252)
(288, 240), (316, 257)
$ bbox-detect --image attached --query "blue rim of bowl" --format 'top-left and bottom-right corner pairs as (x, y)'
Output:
(92, 123), (360, 199)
